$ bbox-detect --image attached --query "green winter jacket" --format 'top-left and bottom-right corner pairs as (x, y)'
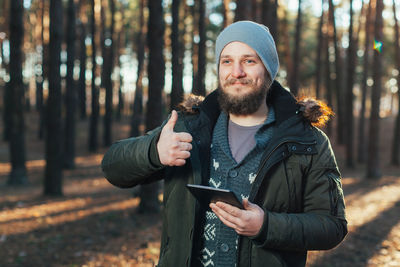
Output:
(101, 81), (347, 267)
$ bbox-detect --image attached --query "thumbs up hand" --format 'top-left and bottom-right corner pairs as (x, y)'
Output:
(157, 110), (193, 166)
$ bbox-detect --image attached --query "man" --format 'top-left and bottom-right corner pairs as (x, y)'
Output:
(102, 21), (347, 267)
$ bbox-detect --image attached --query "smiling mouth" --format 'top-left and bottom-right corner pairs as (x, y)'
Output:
(225, 78), (253, 86)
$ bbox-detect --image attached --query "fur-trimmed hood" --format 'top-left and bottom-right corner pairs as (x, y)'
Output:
(178, 86), (334, 128)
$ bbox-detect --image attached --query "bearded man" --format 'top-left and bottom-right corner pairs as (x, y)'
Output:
(101, 21), (347, 267)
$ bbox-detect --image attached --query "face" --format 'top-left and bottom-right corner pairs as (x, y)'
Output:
(218, 41), (271, 115)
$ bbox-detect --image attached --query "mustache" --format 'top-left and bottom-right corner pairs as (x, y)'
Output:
(223, 78), (253, 86)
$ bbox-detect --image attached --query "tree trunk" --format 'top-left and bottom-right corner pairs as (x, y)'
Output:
(324, 25), (333, 136)
(38, 0), (48, 140)
(345, 0), (355, 168)
(191, 2), (198, 94)
(6, 0), (28, 185)
(328, 0), (345, 144)
(282, 8), (292, 89)
(367, 0), (384, 179)
(358, 0), (372, 163)
(103, 0), (116, 147)
(35, 0), (45, 113)
(193, 0), (206, 96)
(315, 0), (324, 99)
(170, 0), (184, 110)
(130, 0), (146, 138)
(289, 0), (302, 96)
(44, 0), (63, 195)
(391, 0), (400, 165)
(64, 0), (77, 169)
(138, 0), (165, 213)
(89, 0), (99, 152)
(222, 0), (230, 28)
(262, 0), (278, 41)
(116, 23), (124, 121)
(78, 20), (87, 120)
(235, 0), (253, 21)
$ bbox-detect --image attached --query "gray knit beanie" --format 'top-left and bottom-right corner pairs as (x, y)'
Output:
(215, 21), (279, 81)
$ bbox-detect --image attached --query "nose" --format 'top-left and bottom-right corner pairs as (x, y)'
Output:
(231, 63), (245, 78)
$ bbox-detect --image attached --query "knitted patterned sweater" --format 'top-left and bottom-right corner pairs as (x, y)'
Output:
(198, 107), (276, 267)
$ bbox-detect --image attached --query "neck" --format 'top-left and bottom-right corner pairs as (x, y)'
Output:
(229, 102), (268, 126)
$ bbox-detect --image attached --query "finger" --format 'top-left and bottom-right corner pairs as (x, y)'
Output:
(171, 158), (186, 166)
(212, 202), (241, 225)
(175, 132), (193, 143)
(164, 110), (178, 131)
(175, 150), (191, 159)
(243, 198), (251, 210)
(211, 204), (239, 229)
(216, 201), (242, 217)
(179, 142), (192, 151)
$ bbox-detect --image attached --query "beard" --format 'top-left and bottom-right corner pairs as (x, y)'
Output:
(218, 78), (270, 115)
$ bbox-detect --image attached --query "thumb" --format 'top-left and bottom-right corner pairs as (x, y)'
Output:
(243, 198), (256, 210)
(164, 110), (178, 131)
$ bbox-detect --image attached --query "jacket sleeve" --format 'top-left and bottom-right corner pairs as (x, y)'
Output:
(101, 126), (166, 188)
(250, 132), (347, 251)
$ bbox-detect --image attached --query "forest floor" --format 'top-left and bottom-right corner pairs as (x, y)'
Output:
(0, 112), (399, 267)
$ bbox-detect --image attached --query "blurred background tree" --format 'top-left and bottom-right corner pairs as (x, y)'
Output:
(0, 0), (399, 206)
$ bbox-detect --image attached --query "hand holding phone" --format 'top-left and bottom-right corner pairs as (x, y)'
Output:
(186, 184), (244, 210)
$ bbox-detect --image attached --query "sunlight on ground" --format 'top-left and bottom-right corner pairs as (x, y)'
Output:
(0, 153), (104, 175)
(368, 221), (400, 266)
(308, 176), (400, 266)
(0, 197), (139, 235)
(344, 177), (400, 227)
(82, 241), (160, 267)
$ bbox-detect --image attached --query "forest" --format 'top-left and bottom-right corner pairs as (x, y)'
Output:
(0, 0), (399, 266)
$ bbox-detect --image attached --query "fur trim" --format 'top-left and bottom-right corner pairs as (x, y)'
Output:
(177, 93), (334, 128)
(297, 97), (334, 128)
(177, 94), (205, 114)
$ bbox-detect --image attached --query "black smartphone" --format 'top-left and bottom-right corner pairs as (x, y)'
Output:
(186, 184), (244, 210)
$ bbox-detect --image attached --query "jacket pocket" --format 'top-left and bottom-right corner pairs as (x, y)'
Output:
(327, 172), (344, 217)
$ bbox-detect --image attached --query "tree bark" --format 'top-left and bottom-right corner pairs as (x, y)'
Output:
(138, 0), (165, 213)
(345, 0), (355, 168)
(89, 0), (99, 152)
(191, 1), (198, 94)
(6, 0), (28, 185)
(44, 0), (63, 195)
(367, 0), (384, 179)
(193, 0), (206, 96)
(289, 0), (302, 96)
(262, 0), (278, 41)
(103, 0), (116, 147)
(170, 0), (184, 110)
(324, 23), (333, 136)
(78, 20), (87, 120)
(391, 0), (400, 165)
(130, 0), (146, 138)
(116, 17), (124, 122)
(358, 0), (372, 163)
(222, 0), (230, 28)
(64, 0), (77, 169)
(315, 0), (324, 99)
(235, 0), (253, 21)
(328, 0), (345, 144)
(282, 8), (292, 89)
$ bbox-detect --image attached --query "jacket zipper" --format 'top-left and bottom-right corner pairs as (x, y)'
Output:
(250, 139), (317, 199)
(257, 140), (317, 176)
(237, 139), (316, 264)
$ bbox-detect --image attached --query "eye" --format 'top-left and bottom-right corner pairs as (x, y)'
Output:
(245, 59), (256, 64)
(221, 59), (231, 64)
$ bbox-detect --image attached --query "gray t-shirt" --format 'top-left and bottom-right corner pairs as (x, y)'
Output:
(228, 120), (262, 163)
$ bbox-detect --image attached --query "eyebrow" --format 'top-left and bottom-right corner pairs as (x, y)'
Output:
(220, 54), (259, 59)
